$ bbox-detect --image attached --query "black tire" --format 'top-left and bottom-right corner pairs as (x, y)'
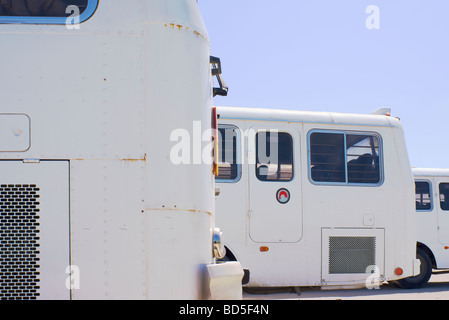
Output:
(393, 247), (432, 289)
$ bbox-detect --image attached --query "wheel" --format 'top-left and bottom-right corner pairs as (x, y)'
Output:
(393, 247), (432, 289)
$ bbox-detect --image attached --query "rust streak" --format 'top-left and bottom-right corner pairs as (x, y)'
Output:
(143, 208), (213, 216)
(163, 22), (207, 40)
(71, 154), (147, 162)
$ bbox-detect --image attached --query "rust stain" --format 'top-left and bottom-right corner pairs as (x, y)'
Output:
(143, 208), (213, 216)
(163, 22), (207, 40)
(72, 154), (147, 162)
(120, 159), (143, 162)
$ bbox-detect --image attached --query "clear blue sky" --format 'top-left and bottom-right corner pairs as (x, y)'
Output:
(199, 0), (449, 169)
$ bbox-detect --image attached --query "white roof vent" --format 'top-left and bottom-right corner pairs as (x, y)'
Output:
(370, 108), (391, 116)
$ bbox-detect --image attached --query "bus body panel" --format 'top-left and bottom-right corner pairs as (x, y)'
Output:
(215, 106), (418, 288)
(247, 123), (303, 244)
(413, 168), (449, 270)
(0, 160), (70, 299)
(0, 0), (243, 300)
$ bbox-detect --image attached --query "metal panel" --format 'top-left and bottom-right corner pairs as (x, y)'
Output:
(0, 114), (30, 152)
(328, 236), (376, 274)
(0, 184), (40, 299)
(248, 124), (302, 243)
(322, 228), (384, 285)
(437, 179), (449, 245)
(0, 161), (69, 300)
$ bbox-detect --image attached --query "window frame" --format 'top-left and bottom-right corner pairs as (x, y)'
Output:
(215, 124), (242, 184)
(0, 0), (98, 25)
(415, 180), (433, 212)
(255, 130), (294, 183)
(307, 129), (384, 187)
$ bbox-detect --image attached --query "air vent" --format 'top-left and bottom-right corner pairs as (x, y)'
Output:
(328, 236), (376, 274)
(0, 184), (40, 300)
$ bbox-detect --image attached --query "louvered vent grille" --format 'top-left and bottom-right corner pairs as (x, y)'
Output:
(328, 236), (376, 274)
(0, 184), (40, 300)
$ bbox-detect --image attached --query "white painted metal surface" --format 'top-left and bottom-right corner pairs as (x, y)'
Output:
(247, 123), (302, 243)
(0, 161), (69, 299)
(0, 0), (242, 300)
(215, 106), (419, 288)
(207, 261), (244, 300)
(0, 114), (30, 152)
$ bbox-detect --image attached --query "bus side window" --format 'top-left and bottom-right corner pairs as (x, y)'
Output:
(309, 131), (382, 185)
(439, 183), (449, 211)
(415, 181), (432, 211)
(309, 132), (345, 183)
(255, 131), (293, 182)
(216, 125), (241, 182)
(346, 134), (380, 184)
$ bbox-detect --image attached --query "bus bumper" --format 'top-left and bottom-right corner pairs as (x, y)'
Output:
(206, 261), (244, 300)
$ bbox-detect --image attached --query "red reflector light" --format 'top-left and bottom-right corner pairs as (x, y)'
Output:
(212, 107), (219, 176)
(260, 246), (269, 252)
(394, 267), (403, 276)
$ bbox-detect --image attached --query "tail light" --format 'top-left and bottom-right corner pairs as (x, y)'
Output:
(394, 267), (404, 276)
(212, 107), (219, 176)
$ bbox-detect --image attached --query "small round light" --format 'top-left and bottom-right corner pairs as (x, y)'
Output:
(394, 267), (403, 276)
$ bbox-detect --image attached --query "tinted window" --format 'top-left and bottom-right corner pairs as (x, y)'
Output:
(346, 135), (380, 184)
(256, 131), (293, 181)
(440, 183), (449, 211)
(216, 126), (240, 181)
(0, 0), (88, 17)
(415, 181), (431, 211)
(309, 131), (382, 185)
(309, 132), (345, 182)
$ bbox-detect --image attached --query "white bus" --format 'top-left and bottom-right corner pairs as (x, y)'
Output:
(0, 0), (243, 300)
(394, 168), (449, 288)
(215, 106), (420, 289)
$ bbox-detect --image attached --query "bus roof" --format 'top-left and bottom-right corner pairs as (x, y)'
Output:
(215, 106), (401, 128)
(412, 168), (449, 177)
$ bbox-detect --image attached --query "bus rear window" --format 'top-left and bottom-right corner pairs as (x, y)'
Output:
(0, 0), (88, 16)
(0, 0), (97, 24)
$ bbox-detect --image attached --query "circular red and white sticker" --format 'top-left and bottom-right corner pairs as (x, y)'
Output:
(276, 188), (290, 204)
